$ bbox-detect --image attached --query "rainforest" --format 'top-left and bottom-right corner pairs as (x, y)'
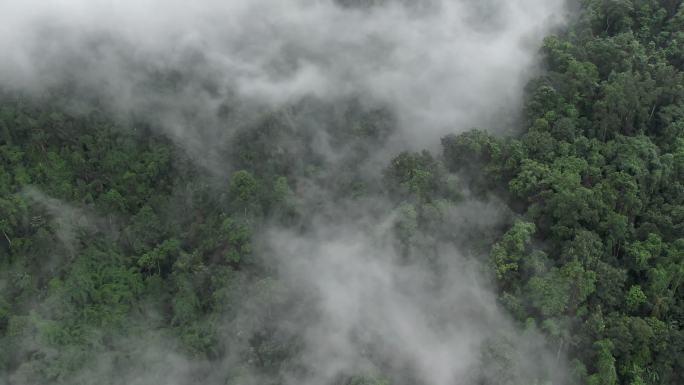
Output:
(0, 1), (682, 385)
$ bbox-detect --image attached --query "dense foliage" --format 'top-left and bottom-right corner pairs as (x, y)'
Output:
(442, 1), (684, 384)
(0, 1), (682, 385)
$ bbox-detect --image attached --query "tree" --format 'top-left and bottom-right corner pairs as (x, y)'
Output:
(229, 170), (260, 216)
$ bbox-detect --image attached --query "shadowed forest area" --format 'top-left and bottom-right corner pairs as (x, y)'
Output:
(0, 1), (683, 385)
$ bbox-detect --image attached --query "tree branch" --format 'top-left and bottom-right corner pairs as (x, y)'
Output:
(2, 230), (11, 247)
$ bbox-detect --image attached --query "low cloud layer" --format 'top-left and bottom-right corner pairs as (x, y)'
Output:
(0, 0), (566, 151)
(0, 1), (570, 384)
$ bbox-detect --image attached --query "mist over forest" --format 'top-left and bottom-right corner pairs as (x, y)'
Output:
(0, 1), (682, 385)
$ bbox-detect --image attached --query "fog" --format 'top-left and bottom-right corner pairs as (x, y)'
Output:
(0, 1), (570, 384)
(1, 0), (565, 150)
(264, 208), (566, 385)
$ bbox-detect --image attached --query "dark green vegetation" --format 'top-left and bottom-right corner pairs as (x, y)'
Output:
(1, 1), (683, 384)
(444, 1), (684, 383)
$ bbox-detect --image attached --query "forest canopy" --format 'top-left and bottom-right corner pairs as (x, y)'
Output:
(0, 1), (683, 385)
